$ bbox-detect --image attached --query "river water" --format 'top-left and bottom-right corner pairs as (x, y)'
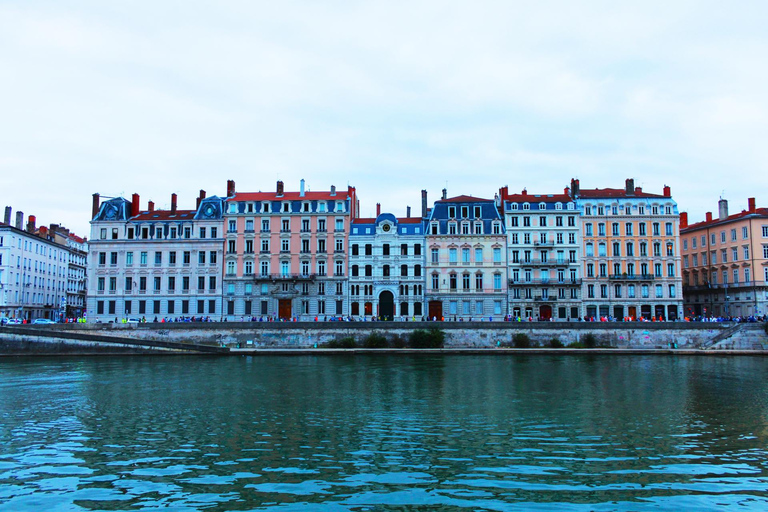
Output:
(1, 355), (767, 511)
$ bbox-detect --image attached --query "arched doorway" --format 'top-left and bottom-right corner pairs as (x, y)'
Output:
(379, 291), (394, 320)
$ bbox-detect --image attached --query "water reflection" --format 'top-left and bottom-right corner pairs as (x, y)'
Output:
(1, 355), (767, 510)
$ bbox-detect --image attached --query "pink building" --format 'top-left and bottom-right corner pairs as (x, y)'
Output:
(223, 179), (358, 320)
(681, 197), (768, 318)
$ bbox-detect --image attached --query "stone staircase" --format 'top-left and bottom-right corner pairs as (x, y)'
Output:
(706, 323), (768, 350)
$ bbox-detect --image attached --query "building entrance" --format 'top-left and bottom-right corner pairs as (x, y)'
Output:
(278, 299), (292, 320)
(379, 291), (394, 320)
(539, 305), (552, 321)
(428, 301), (443, 320)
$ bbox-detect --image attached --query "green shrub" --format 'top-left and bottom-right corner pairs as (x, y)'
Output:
(408, 328), (445, 348)
(512, 332), (532, 348)
(390, 335), (407, 348)
(583, 333), (598, 348)
(363, 331), (388, 348)
(549, 337), (564, 348)
(327, 336), (357, 348)
(567, 341), (585, 348)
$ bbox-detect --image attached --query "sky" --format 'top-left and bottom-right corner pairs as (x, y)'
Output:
(1, 1), (767, 237)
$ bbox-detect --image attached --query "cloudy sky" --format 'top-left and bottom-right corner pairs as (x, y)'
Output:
(1, 1), (766, 237)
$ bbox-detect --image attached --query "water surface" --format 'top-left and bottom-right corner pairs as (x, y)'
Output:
(1, 355), (767, 510)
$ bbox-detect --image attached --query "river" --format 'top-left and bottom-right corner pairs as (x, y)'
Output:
(1, 355), (767, 510)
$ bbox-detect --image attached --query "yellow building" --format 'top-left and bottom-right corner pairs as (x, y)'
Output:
(681, 198), (768, 318)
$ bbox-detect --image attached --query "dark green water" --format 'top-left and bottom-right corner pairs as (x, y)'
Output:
(1, 355), (767, 511)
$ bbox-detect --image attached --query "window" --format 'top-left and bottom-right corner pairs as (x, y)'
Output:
(431, 248), (439, 263)
(449, 248), (457, 264)
(493, 248), (501, 263)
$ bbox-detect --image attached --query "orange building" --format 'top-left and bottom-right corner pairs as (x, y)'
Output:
(681, 198), (768, 318)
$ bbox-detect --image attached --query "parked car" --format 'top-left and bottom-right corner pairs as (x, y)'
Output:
(32, 318), (56, 324)
(126, 318), (141, 324)
(7, 318), (22, 325)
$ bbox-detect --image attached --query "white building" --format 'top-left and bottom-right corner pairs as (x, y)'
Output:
(87, 190), (226, 322)
(349, 210), (426, 320)
(0, 209), (71, 321)
(499, 187), (582, 320)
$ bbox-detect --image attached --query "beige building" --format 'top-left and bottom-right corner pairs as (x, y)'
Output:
(681, 197), (768, 318)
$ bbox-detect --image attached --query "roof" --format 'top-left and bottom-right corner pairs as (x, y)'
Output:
(352, 217), (423, 225)
(131, 210), (196, 221)
(68, 233), (86, 243)
(229, 191), (349, 201)
(437, 195), (492, 203)
(504, 193), (572, 202)
(577, 188), (665, 199)
(682, 208), (768, 232)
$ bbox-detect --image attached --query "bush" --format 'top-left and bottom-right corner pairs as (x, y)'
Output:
(567, 341), (585, 348)
(583, 333), (598, 348)
(408, 328), (445, 348)
(512, 332), (532, 348)
(363, 331), (388, 349)
(549, 337), (564, 348)
(390, 335), (407, 348)
(326, 336), (357, 348)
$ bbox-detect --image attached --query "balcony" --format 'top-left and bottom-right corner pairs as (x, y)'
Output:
(509, 278), (582, 286)
(533, 240), (555, 247)
(608, 274), (655, 281)
(523, 259), (570, 267)
(252, 273), (318, 282)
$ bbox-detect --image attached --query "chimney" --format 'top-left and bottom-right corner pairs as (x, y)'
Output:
(131, 193), (140, 217)
(564, 187), (570, 195)
(635, 187), (643, 194)
(39, 226), (48, 238)
(3, 206), (10, 225)
(570, 178), (580, 198)
(718, 198), (728, 220)
(442, 188), (447, 200)
(421, 190), (427, 218)
(663, 185), (671, 198)
(171, 193), (177, 214)
(227, 180), (236, 197)
(300, 179), (305, 197)
(200, 189), (206, 200)
(15, 211), (23, 229)
(27, 215), (36, 233)
(522, 188), (528, 196)
(196, 189), (206, 209)
(748, 197), (756, 213)
(376, 203), (381, 216)
(148, 201), (155, 212)
(680, 212), (688, 228)
(407, 206), (411, 218)
(625, 178), (635, 195)
(92, 193), (100, 219)
(706, 211), (713, 222)
(330, 185), (336, 197)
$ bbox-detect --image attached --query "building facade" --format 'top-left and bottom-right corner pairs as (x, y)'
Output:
(499, 187), (581, 320)
(0, 209), (73, 321)
(87, 190), (225, 322)
(572, 178), (684, 320)
(349, 210), (425, 320)
(222, 180), (357, 320)
(425, 193), (507, 320)
(681, 197), (768, 318)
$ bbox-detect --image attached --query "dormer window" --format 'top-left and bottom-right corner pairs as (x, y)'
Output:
(228, 202), (237, 214)
(474, 206), (482, 218)
(431, 222), (439, 235)
(539, 202), (546, 210)
(319, 202), (326, 212)
(448, 206), (456, 218)
(303, 202), (310, 212)
(567, 203), (574, 210)
(522, 203), (530, 210)
(336, 201), (344, 212)
(448, 222), (457, 235)
(262, 201), (270, 213)
(510, 203), (518, 210)
(461, 206), (468, 218)
(555, 203), (563, 210)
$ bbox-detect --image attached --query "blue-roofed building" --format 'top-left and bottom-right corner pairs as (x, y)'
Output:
(349, 208), (425, 320)
(425, 192), (507, 320)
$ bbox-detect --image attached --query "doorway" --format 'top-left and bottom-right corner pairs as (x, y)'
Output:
(278, 299), (292, 320)
(379, 291), (394, 320)
(539, 305), (552, 321)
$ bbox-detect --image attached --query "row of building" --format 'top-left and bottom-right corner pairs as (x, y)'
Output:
(1, 178), (766, 322)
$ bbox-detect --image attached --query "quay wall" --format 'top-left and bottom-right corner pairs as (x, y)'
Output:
(18, 321), (766, 351)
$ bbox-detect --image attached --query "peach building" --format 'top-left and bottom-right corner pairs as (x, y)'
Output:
(223, 179), (358, 320)
(681, 198), (768, 318)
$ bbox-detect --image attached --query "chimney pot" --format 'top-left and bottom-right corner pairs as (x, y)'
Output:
(626, 178), (635, 195)
(92, 193), (100, 219)
(131, 193), (140, 217)
(330, 185), (336, 196)
(718, 198), (729, 220)
(663, 185), (671, 198)
(227, 180), (236, 197)
(706, 211), (713, 222)
(376, 203), (381, 216)
(442, 188), (447, 200)
(300, 179), (305, 197)
(27, 215), (36, 233)
(171, 193), (177, 214)
(748, 197), (756, 213)
(407, 206), (411, 218)
(680, 212), (688, 229)
(3, 206), (10, 225)
(15, 211), (23, 229)
(570, 178), (580, 198)
(421, 190), (428, 218)
(148, 201), (155, 212)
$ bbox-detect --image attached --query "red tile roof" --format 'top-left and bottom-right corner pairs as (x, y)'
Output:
(504, 193), (572, 202)
(682, 208), (768, 232)
(578, 188), (665, 199)
(68, 234), (86, 243)
(352, 217), (423, 224)
(131, 210), (195, 221)
(437, 195), (492, 203)
(229, 191), (350, 201)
